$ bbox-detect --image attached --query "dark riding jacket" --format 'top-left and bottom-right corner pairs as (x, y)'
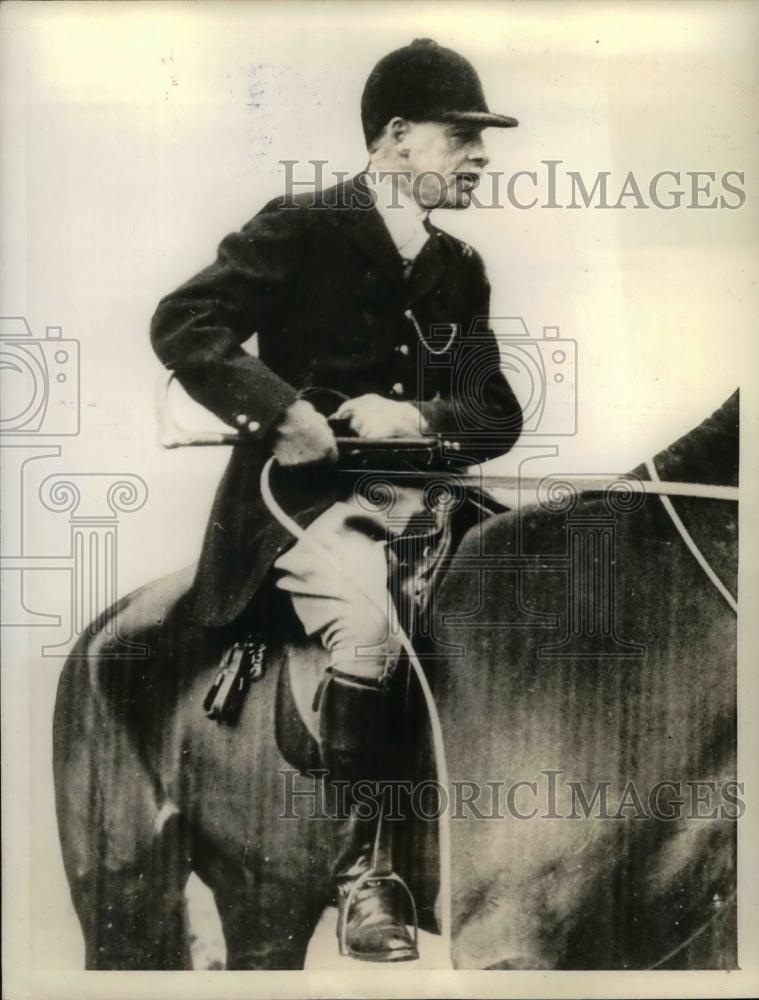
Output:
(151, 173), (523, 626)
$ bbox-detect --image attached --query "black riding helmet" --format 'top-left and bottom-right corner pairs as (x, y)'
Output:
(361, 38), (519, 146)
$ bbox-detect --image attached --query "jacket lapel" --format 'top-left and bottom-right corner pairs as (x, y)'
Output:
(405, 226), (447, 306)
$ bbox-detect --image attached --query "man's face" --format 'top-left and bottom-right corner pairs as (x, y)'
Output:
(403, 121), (489, 209)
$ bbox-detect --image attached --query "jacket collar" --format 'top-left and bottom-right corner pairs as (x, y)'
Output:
(334, 173), (446, 303)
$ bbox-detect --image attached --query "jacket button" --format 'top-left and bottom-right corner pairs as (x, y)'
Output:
(396, 344), (410, 356)
(235, 413), (248, 426)
(391, 382), (404, 396)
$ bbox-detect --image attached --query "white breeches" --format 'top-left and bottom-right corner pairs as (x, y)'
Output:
(273, 487), (428, 682)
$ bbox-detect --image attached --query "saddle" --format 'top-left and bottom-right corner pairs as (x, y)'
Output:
(202, 512), (458, 775)
(94, 485), (500, 776)
(203, 484), (500, 770)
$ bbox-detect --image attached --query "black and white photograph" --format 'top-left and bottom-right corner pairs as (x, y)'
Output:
(1, 1), (758, 997)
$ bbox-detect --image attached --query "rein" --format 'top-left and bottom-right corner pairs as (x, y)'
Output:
(345, 472), (739, 502)
(646, 890), (737, 970)
(645, 459), (738, 613)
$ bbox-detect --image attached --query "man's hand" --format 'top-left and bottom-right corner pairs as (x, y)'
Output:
(332, 394), (429, 439)
(271, 399), (338, 467)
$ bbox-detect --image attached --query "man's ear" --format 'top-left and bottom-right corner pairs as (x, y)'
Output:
(388, 116), (411, 155)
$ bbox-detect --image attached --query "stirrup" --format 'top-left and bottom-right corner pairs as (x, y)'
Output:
(337, 867), (419, 961)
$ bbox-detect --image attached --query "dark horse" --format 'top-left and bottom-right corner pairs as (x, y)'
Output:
(53, 392), (738, 970)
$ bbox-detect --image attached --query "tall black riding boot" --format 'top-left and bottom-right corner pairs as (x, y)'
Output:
(319, 669), (418, 962)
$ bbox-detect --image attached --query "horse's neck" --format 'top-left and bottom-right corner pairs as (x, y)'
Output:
(640, 390), (739, 489)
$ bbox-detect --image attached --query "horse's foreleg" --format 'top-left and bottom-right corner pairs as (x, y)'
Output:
(193, 842), (326, 970)
(70, 808), (193, 970)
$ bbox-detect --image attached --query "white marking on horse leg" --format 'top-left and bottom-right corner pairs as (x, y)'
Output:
(154, 799), (180, 836)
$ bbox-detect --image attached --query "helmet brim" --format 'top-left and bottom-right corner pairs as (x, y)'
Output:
(440, 110), (519, 128)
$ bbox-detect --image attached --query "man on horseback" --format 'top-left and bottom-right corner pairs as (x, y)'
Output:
(151, 38), (522, 962)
